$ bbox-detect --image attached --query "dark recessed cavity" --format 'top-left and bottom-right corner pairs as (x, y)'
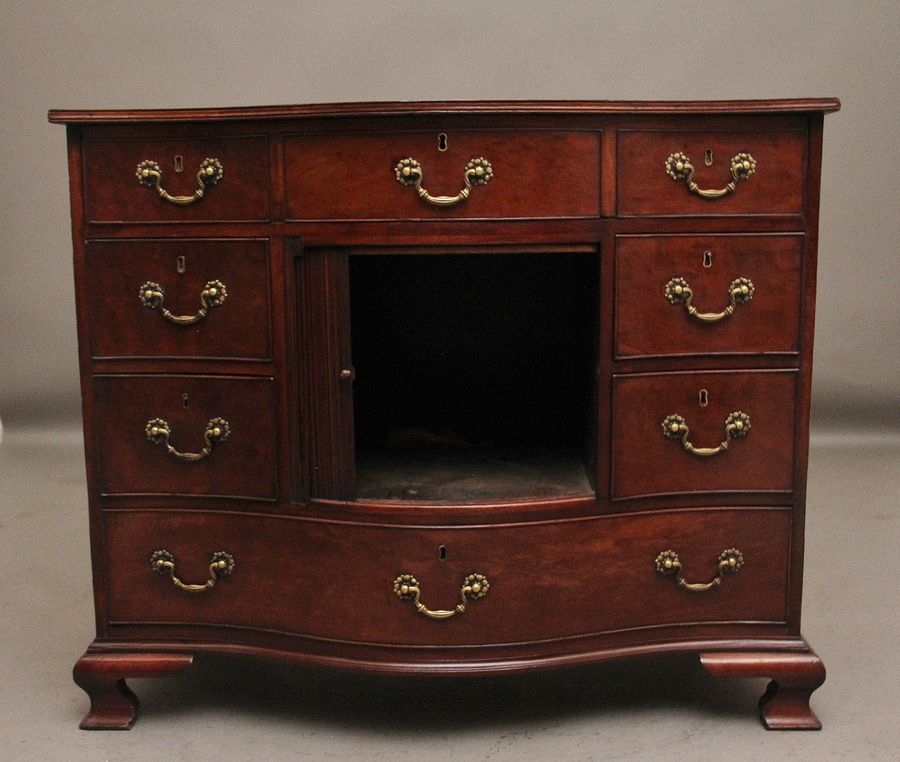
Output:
(349, 252), (598, 502)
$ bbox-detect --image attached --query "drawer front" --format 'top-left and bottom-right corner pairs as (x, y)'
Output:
(284, 130), (601, 220)
(86, 240), (272, 361)
(612, 371), (797, 500)
(93, 375), (277, 500)
(82, 136), (270, 223)
(104, 508), (790, 644)
(617, 130), (806, 216)
(615, 234), (803, 358)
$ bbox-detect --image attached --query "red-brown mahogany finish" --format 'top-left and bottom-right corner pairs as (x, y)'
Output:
(50, 100), (838, 730)
(701, 648), (826, 730)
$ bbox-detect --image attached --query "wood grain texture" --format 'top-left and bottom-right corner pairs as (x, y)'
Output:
(82, 135), (270, 223)
(284, 130), (601, 220)
(51, 99), (838, 729)
(102, 508), (791, 645)
(614, 234), (803, 358)
(48, 98), (841, 124)
(73, 652), (192, 730)
(611, 370), (797, 499)
(92, 375), (278, 500)
(86, 239), (272, 361)
(701, 646), (825, 729)
(617, 129), (807, 217)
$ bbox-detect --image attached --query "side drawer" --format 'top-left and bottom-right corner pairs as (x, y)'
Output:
(284, 130), (601, 220)
(615, 234), (803, 358)
(104, 508), (791, 645)
(617, 129), (806, 216)
(82, 135), (270, 223)
(85, 239), (272, 361)
(612, 370), (797, 500)
(92, 375), (278, 500)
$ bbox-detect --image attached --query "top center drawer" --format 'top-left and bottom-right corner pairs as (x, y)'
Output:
(284, 130), (601, 221)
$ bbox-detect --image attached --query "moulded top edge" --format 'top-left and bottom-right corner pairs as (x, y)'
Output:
(47, 98), (841, 124)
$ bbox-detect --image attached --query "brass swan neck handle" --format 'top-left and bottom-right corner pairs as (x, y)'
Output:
(393, 573), (490, 619)
(665, 276), (754, 323)
(150, 549), (235, 593)
(655, 548), (744, 592)
(136, 157), (223, 205)
(145, 417), (230, 462)
(139, 280), (227, 325)
(661, 411), (751, 457)
(665, 152), (756, 199)
(394, 157), (493, 207)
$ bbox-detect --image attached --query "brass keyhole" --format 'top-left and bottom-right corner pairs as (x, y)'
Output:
(437, 133), (448, 152)
(703, 250), (713, 268)
(176, 255), (186, 273)
(174, 155), (184, 173)
(704, 148), (713, 166)
(439, 545), (448, 562)
(699, 389), (709, 407)
(182, 393), (190, 408)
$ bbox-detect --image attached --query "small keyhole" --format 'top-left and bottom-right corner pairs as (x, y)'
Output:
(176, 255), (186, 274)
(704, 148), (713, 166)
(174, 155), (184, 173)
(181, 393), (190, 408)
(437, 133), (448, 152)
(699, 389), (709, 407)
(703, 250), (713, 268)
(438, 545), (448, 562)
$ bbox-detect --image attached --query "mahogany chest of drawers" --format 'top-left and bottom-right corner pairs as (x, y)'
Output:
(49, 98), (839, 730)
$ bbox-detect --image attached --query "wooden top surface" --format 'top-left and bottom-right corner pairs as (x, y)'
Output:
(48, 98), (841, 124)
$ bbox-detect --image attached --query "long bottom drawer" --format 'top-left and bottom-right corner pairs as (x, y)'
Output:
(103, 508), (791, 646)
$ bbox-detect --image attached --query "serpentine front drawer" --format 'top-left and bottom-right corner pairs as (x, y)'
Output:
(81, 135), (270, 223)
(611, 370), (798, 500)
(86, 239), (272, 361)
(92, 375), (278, 500)
(283, 130), (602, 220)
(103, 508), (790, 645)
(614, 234), (804, 359)
(617, 129), (807, 217)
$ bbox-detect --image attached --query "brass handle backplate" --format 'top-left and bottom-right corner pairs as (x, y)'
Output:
(139, 279), (227, 325)
(393, 573), (490, 619)
(665, 152), (756, 199)
(394, 156), (493, 207)
(150, 549), (235, 592)
(665, 276), (754, 322)
(145, 417), (230, 462)
(136, 157), (223, 205)
(661, 411), (751, 457)
(655, 548), (744, 592)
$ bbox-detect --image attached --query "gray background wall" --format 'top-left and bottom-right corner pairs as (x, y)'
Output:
(1, 0), (897, 436)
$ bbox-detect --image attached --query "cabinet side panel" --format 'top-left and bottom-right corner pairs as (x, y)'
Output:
(66, 125), (109, 637)
(787, 114), (824, 632)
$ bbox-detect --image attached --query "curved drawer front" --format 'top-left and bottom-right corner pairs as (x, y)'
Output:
(104, 508), (790, 646)
(284, 130), (601, 220)
(86, 239), (271, 361)
(615, 234), (803, 358)
(612, 370), (797, 500)
(93, 375), (277, 500)
(617, 130), (806, 216)
(82, 135), (270, 223)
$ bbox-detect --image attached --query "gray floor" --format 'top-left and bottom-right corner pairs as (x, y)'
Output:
(1, 426), (897, 761)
